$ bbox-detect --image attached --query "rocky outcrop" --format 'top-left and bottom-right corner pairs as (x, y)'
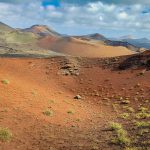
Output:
(118, 51), (150, 70)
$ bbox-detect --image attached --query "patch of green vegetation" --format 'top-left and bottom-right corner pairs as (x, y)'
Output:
(76, 118), (81, 122)
(1, 79), (10, 85)
(111, 128), (130, 146)
(109, 122), (130, 146)
(5, 31), (37, 44)
(43, 110), (53, 116)
(138, 107), (148, 113)
(109, 122), (122, 131)
(120, 113), (130, 119)
(135, 121), (150, 128)
(0, 127), (12, 142)
(135, 112), (150, 119)
(123, 106), (134, 113)
(67, 110), (75, 114)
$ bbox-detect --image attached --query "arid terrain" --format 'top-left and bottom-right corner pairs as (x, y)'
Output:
(0, 51), (150, 150)
(0, 22), (150, 150)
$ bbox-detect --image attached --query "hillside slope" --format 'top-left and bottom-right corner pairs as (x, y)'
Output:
(0, 53), (149, 149)
(38, 37), (135, 57)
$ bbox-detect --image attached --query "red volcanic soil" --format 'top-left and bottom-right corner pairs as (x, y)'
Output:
(37, 35), (58, 49)
(38, 37), (135, 57)
(0, 55), (149, 150)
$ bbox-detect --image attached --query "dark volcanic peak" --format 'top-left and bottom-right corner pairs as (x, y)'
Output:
(74, 33), (107, 41)
(84, 33), (107, 41)
(105, 40), (140, 52)
(105, 40), (138, 50)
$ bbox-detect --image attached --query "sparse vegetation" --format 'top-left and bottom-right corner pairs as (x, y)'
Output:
(0, 37), (149, 150)
(123, 106), (134, 113)
(135, 112), (150, 119)
(121, 100), (130, 105)
(0, 127), (12, 142)
(67, 110), (75, 114)
(1, 79), (10, 85)
(76, 118), (81, 122)
(43, 110), (53, 116)
(120, 113), (130, 119)
(111, 128), (130, 146)
(138, 106), (148, 113)
(135, 121), (150, 128)
(109, 122), (130, 146)
(109, 122), (122, 131)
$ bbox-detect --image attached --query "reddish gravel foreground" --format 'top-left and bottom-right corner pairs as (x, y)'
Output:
(0, 55), (149, 150)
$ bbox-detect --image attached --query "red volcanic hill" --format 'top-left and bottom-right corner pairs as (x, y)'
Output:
(23, 25), (61, 37)
(38, 36), (136, 57)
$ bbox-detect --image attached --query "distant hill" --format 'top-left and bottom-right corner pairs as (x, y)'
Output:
(74, 33), (107, 41)
(104, 40), (139, 52)
(119, 35), (135, 40)
(23, 25), (61, 37)
(122, 38), (150, 49)
(38, 36), (135, 57)
(0, 22), (14, 33)
(0, 21), (140, 57)
(110, 35), (150, 49)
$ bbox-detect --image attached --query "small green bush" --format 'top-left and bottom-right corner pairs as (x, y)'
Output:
(120, 113), (130, 119)
(109, 122), (122, 131)
(0, 127), (12, 142)
(135, 121), (150, 128)
(135, 112), (150, 119)
(1, 79), (10, 85)
(109, 122), (130, 146)
(111, 128), (130, 146)
(67, 110), (75, 114)
(43, 110), (53, 116)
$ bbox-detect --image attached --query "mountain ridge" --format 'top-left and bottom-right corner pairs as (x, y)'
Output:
(0, 21), (147, 58)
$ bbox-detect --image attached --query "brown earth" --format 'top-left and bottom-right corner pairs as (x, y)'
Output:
(0, 53), (149, 150)
(38, 37), (135, 57)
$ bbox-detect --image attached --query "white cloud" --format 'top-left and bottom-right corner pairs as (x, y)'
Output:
(0, 1), (149, 38)
(117, 12), (128, 20)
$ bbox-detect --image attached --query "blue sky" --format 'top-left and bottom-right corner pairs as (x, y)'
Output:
(42, 0), (60, 7)
(0, 0), (150, 38)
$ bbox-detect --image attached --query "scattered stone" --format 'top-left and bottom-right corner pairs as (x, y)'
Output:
(121, 100), (130, 104)
(74, 95), (82, 100)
